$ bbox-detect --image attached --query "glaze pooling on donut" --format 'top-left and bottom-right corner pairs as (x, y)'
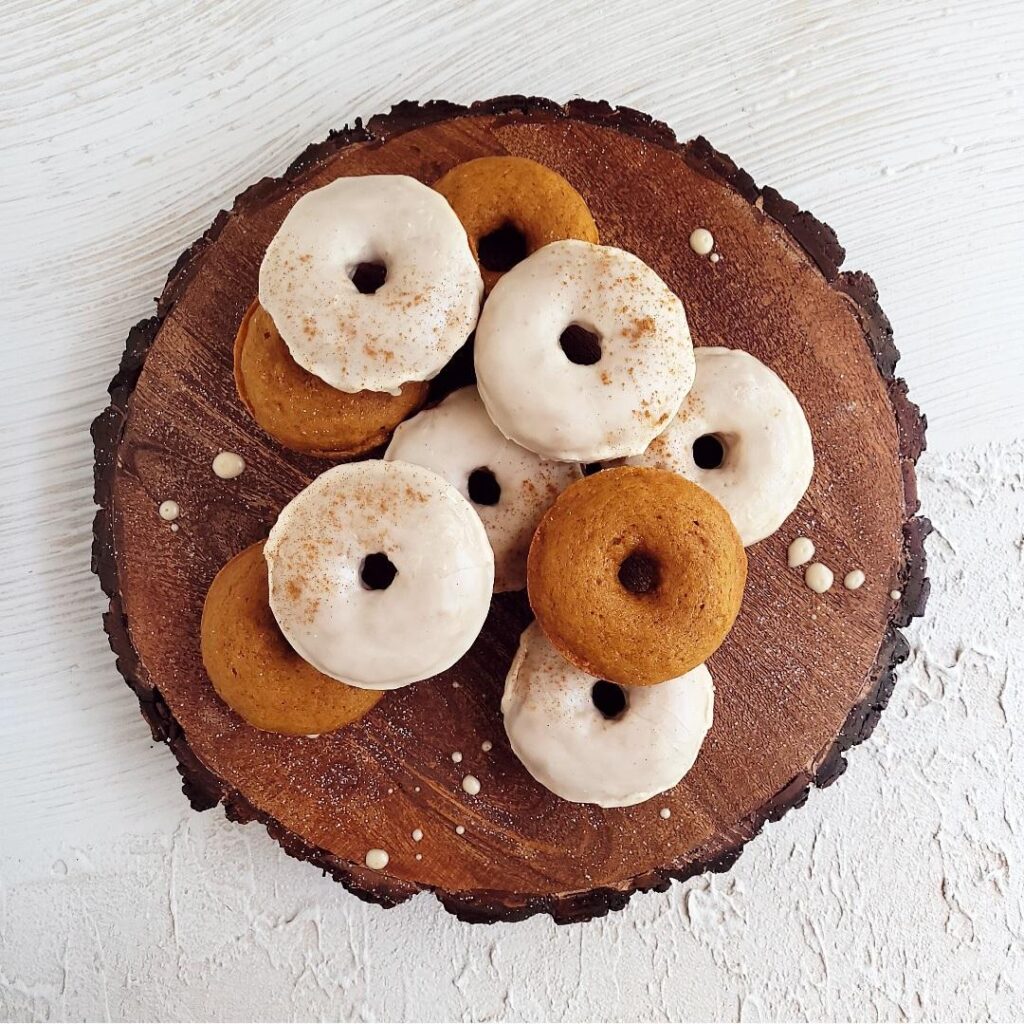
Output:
(259, 175), (483, 394)
(265, 461), (494, 690)
(501, 623), (714, 808)
(383, 387), (581, 591)
(628, 347), (814, 545)
(474, 240), (695, 462)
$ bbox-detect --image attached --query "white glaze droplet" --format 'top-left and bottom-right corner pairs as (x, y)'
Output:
(689, 227), (715, 256)
(660, 807), (672, 819)
(891, 589), (902, 600)
(481, 740), (493, 752)
(844, 569), (866, 590)
(158, 500), (179, 521)
(451, 751), (463, 763)
(212, 451), (245, 479)
(710, 252), (721, 264)
(462, 775), (481, 796)
(412, 828), (423, 842)
(364, 848), (389, 870)
(170, 523), (179, 533)
(415, 853), (422, 860)
(452, 681), (460, 689)
(386, 787), (393, 794)
(455, 825), (465, 835)
(805, 563), (834, 594)
(414, 786), (421, 793)
(788, 537), (815, 567)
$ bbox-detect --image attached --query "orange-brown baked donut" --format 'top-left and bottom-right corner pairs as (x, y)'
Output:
(433, 156), (599, 292)
(200, 542), (382, 735)
(526, 467), (747, 686)
(233, 301), (428, 458)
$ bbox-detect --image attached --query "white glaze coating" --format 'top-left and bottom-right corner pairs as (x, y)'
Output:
(385, 387), (581, 590)
(501, 623), (714, 808)
(258, 175), (482, 394)
(805, 563), (835, 593)
(844, 569), (866, 590)
(364, 849), (389, 870)
(474, 240), (695, 462)
(788, 536), (815, 567)
(628, 347), (814, 545)
(689, 227), (715, 255)
(212, 451), (245, 479)
(265, 461), (493, 690)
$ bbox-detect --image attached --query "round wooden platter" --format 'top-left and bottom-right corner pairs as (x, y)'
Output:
(92, 97), (929, 924)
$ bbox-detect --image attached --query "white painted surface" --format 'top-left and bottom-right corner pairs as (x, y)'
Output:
(2, 1), (1022, 1020)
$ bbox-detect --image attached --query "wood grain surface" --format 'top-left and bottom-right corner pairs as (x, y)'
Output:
(4, 0), (1022, 1019)
(98, 101), (924, 920)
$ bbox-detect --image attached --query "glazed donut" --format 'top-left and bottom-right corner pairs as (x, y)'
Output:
(502, 623), (714, 807)
(265, 461), (494, 690)
(233, 301), (428, 458)
(258, 175), (482, 394)
(201, 543), (382, 735)
(474, 240), (695, 462)
(527, 466), (746, 687)
(384, 387), (581, 592)
(433, 156), (599, 293)
(628, 347), (814, 545)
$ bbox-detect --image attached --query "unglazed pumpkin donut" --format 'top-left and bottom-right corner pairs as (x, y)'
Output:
(502, 623), (714, 807)
(433, 156), (599, 293)
(627, 347), (814, 545)
(474, 240), (695, 462)
(527, 467), (747, 686)
(258, 175), (483, 394)
(384, 386), (581, 592)
(200, 542), (382, 735)
(233, 301), (428, 458)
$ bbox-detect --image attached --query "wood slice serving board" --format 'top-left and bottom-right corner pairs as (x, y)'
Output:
(92, 97), (929, 924)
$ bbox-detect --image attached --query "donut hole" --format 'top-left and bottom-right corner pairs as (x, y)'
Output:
(359, 552), (398, 591)
(477, 222), (528, 273)
(559, 324), (602, 366)
(592, 680), (628, 720)
(618, 550), (661, 595)
(692, 433), (727, 470)
(468, 466), (502, 506)
(349, 261), (388, 295)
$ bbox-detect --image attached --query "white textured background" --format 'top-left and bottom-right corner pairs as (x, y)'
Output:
(2, 1), (1023, 1021)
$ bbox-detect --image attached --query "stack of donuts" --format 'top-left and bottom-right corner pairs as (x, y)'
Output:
(203, 156), (814, 808)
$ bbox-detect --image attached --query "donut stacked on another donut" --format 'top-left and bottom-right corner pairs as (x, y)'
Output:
(265, 461), (494, 690)
(527, 466), (747, 687)
(200, 460), (495, 733)
(384, 386), (581, 592)
(259, 175), (483, 394)
(474, 240), (696, 463)
(235, 174), (482, 457)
